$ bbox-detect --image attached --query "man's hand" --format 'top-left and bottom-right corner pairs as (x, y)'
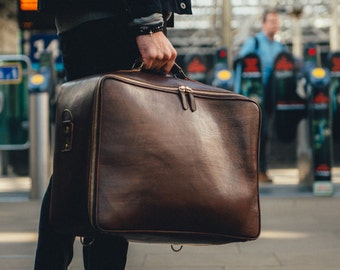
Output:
(136, 32), (177, 73)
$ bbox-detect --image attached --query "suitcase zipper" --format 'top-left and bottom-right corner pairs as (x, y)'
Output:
(178, 86), (189, 110)
(179, 86), (197, 111)
(104, 74), (250, 112)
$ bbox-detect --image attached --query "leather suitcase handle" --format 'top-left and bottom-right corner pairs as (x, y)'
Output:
(171, 63), (188, 80)
(132, 58), (189, 80)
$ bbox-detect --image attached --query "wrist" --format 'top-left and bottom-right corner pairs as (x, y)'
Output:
(130, 13), (164, 36)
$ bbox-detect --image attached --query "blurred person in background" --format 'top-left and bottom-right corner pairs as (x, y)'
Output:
(235, 8), (286, 183)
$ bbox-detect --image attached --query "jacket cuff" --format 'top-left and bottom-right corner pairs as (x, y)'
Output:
(125, 0), (162, 18)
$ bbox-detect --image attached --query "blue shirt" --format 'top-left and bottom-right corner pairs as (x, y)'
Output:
(235, 31), (286, 93)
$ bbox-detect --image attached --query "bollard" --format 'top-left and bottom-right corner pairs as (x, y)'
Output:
(29, 73), (50, 199)
(297, 118), (314, 185)
(307, 67), (333, 196)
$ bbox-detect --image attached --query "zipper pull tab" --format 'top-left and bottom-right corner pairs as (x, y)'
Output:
(185, 87), (197, 112)
(179, 86), (189, 110)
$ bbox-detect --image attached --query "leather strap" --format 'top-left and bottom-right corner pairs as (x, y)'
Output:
(171, 63), (188, 80)
(132, 58), (189, 80)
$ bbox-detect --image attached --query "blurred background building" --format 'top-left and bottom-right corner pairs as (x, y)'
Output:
(0, 1), (339, 58)
(0, 1), (339, 190)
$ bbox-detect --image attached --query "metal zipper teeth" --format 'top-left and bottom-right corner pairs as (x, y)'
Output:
(102, 74), (247, 100)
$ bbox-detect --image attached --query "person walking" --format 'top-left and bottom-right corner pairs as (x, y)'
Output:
(235, 8), (286, 183)
(34, 1), (192, 269)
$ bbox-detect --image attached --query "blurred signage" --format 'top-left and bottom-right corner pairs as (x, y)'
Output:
(275, 56), (294, 71)
(217, 70), (231, 81)
(0, 56), (30, 149)
(330, 57), (340, 71)
(25, 33), (63, 72)
(243, 57), (260, 73)
(329, 53), (340, 77)
(19, 0), (38, 11)
(312, 68), (327, 79)
(187, 57), (207, 73)
(0, 64), (22, 84)
(18, 0), (55, 30)
(215, 47), (228, 67)
(185, 55), (208, 82)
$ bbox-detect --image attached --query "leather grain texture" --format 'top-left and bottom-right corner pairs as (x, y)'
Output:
(50, 70), (261, 245)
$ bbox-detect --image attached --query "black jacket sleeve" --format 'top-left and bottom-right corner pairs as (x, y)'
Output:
(163, 0), (192, 15)
(39, 0), (192, 17)
(125, 0), (163, 18)
(125, 0), (192, 18)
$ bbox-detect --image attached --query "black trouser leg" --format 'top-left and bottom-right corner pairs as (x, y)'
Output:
(34, 179), (76, 270)
(83, 236), (129, 270)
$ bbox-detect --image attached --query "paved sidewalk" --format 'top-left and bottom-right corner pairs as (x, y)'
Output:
(1, 168), (340, 270)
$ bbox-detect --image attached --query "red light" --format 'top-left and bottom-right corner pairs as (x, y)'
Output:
(218, 50), (227, 59)
(308, 47), (316, 56)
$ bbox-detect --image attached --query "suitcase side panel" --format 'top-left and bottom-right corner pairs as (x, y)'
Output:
(50, 77), (100, 235)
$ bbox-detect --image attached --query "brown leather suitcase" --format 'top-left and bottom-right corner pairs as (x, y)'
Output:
(50, 68), (261, 245)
